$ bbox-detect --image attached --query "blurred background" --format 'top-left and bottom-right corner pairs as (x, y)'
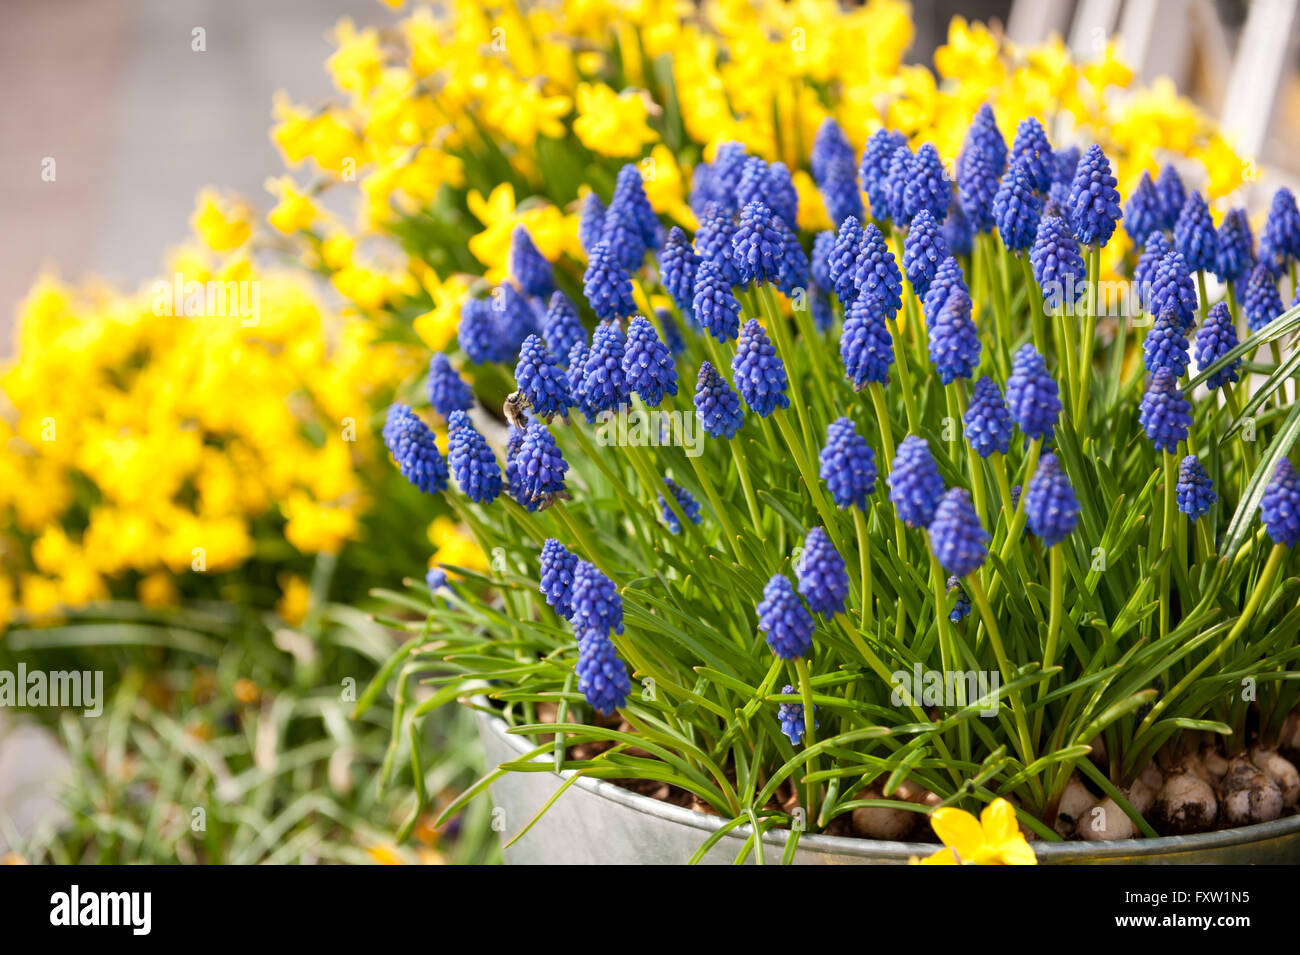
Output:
(2, 0), (1299, 863)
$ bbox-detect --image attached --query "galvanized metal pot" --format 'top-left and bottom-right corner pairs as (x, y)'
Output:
(478, 710), (1300, 864)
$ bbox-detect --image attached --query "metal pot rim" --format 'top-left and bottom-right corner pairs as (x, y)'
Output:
(479, 707), (1300, 861)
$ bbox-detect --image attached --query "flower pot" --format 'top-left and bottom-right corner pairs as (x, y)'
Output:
(477, 710), (1300, 864)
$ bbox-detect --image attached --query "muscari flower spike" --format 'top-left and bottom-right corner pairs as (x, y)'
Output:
(777, 684), (817, 746)
(1052, 145), (1081, 188)
(1149, 249), (1198, 332)
(1176, 455), (1217, 521)
(658, 478), (702, 534)
(797, 527), (849, 616)
(889, 435), (945, 529)
(820, 417), (877, 510)
(659, 226), (700, 318)
(575, 628), (630, 716)
(840, 288), (894, 390)
(928, 287), (981, 384)
(610, 162), (662, 250)
(811, 230), (836, 292)
(539, 538), (579, 620)
(1124, 171), (1163, 245)
(1193, 301), (1242, 389)
(811, 287), (834, 332)
(928, 488), (989, 578)
(384, 403), (449, 495)
(965, 104), (1009, 171)
(515, 334), (573, 419)
(1155, 164), (1187, 232)
(964, 375), (1013, 458)
(811, 117), (856, 185)
(622, 315), (678, 407)
(1066, 144), (1122, 247)
(542, 291), (586, 365)
(566, 341), (594, 420)
(515, 421), (569, 503)
(943, 199), (975, 256)
(583, 241), (636, 321)
(446, 411), (502, 504)
(1141, 306), (1191, 377)
(922, 254), (968, 328)
(692, 259), (742, 342)
(1138, 369), (1193, 454)
(992, 158), (1043, 251)
(694, 361), (744, 439)
(776, 219), (811, 297)
(821, 162), (864, 230)
(1134, 232), (1172, 307)
(510, 225), (555, 298)
(427, 353), (474, 417)
(458, 297), (506, 364)
(580, 319), (630, 418)
(504, 425), (537, 512)
(731, 318), (789, 417)
(570, 559), (624, 636)
(883, 144), (915, 226)
(1005, 344), (1061, 443)
(852, 222), (903, 319)
(657, 308), (686, 356)
(756, 574), (814, 660)
(732, 201), (786, 286)
(1030, 215), (1085, 311)
(600, 198), (648, 271)
(947, 576), (971, 623)
(958, 105), (1006, 233)
(698, 141), (749, 214)
(861, 128), (907, 222)
(1174, 192), (1217, 273)
(1260, 187), (1300, 275)
(1243, 261), (1285, 333)
(1215, 209), (1255, 285)
(578, 192), (606, 254)
(902, 209), (950, 298)
(1010, 117), (1054, 192)
(1024, 452), (1079, 548)
(828, 215), (865, 305)
(426, 567), (448, 596)
(902, 143), (950, 225)
(1261, 459), (1300, 547)
(695, 202), (741, 287)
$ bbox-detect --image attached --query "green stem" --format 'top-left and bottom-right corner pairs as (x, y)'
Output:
(793, 656), (819, 828)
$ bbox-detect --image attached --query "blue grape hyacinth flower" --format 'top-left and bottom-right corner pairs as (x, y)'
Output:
(820, 417), (877, 510)
(1243, 261), (1285, 333)
(1138, 369), (1193, 454)
(902, 209), (949, 298)
(583, 241), (637, 321)
(621, 315), (678, 407)
(659, 478), (702, 534)
(1214, 209), (1255, 285)
(659, 226), (700, 318)
(828, 215), (865, 305)
(1030, 215), (1086, 312)
(928, 488), (989, 578)
(901, 143), (950, 225)
(1261, 460), (1300, 547)
(515, 334), (573, 419)
(1024, 452), (1079, 548)
(731, 318), (789, 417)
(1141, 306), (1191, 378)
(578, 192), (606, 255)
(928, 287), (981, 384)
(852, 222), (903, 319)
(1010, 117), (1054, 192)
(510, 225), (555, 298)
(840, 289), (894, 390)
(732, 201), (786, 286)
(1193, 301), (1242, 389)
(694, 361), (744, 439)
(570, 560), (624, 636)
(964, 375), (1013, 458)
(757, 574), (814, 660)
(777, 684), (817, 745)
(1066, 144), (1122, 247)
(576, 628), (630, 716)
(515, 421), (569, 504)
(580, 319), (631, 417)
(1176, 455), (1217, 521)
(1124, 171), (1163, 246)
(446, 411), (502, 504)
(692, 259), (742, 343)
(1149, 249), (1199, 333)
(796, 527), (849, 616)
(427, 353), (474, 416)
(539, 538), (579, 620)
(1134, 232), (1172, 308)
(1006, 344), (1061, 443)
(542, 291), (586, 366)
(1155, 164), (1187, 232)
(1174, 192), (1217, 274)
(1259, 187), (1300, 275)
(384, 403), (448, 495)
(992, 157), (1042, 251)
(947, 575), (971, 623)
(861, 128), (907, 223)
(888, 434), (945, 529)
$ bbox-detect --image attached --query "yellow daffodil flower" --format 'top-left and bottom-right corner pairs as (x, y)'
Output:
(920, 798), (1037, 865)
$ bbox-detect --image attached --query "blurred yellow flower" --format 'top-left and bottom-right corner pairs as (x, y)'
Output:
(191, 190), (251, 251)
(428, 516), (488, 576)
(276, 573), (312, 626)
(572, 83), (658, 157)
(265, 176), (319, 234)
